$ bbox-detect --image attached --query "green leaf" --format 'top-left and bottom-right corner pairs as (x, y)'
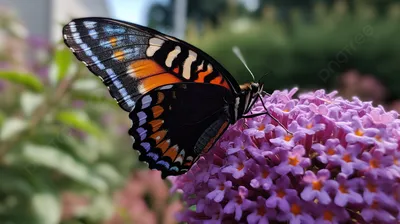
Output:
(71, 91), (116, 107)
(20, 92), (44, 117)
(85, 195), (114, 222)
(0, 71), (43, 92)
(94, 163), (123, 186)
(0, 111), (5, 127)
(0, 167), (35, 195)
(55, 110), (102, 137)
(49, 48), (74, 85)
(72, 78), (101, 91)
(31, 191), (61, 224)
(19, 144), (108, 192)
(0, 118), (28, 140)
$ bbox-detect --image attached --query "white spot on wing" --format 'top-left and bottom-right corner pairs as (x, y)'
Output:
(146, 37), (165, 57)
(88, 29), (98, 39)
(83, 21), (97, 29)
(69, 22), (77, 32)
(138, 84), (146, 94)
(165, 46), (181, 68)
(175, 157), (183, 164)
(182, 50), (197, 79)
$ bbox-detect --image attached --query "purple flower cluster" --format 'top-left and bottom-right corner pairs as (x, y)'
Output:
(170, 88), (400, 224)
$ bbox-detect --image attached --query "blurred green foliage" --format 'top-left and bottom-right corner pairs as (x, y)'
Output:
(186, 2), (400, 102)
(0, 45), (139, 223)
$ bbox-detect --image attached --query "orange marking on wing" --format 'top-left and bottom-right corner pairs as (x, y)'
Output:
(109, 37), (117, 47)
(173, 67), (180, 74)
(113, 50), (124, 60)
(157, 140), (170, 153)
(140, 73), (181, 93)
(195, 66), (231, 90)
(220, 79), (230, 89)
(211, 75), (231, 90)
(210, 76), (223, 85)
(202, 121), (229, 154)
(129, 59), (166, 79)
(148, 119), (163, 132)
(157, 92), (165, 104)
(152, 105), (164, 118)
(164, 146), (178, 161)
(150, 130), (167, 144)
(195, 64), (213, 83)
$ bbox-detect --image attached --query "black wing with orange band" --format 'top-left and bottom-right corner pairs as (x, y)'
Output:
(62, 17), (241, 112)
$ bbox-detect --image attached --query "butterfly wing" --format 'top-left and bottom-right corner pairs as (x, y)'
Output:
(129, 83), (232, 178)
(62, 17), (241, 112)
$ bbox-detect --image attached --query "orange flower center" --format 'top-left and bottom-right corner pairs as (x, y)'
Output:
(375, 135), (382, 142)
(258, 124), (265, 131)
(237, 163), (245, 171)
(312, 181), (323, 191)
(370, 159), (380, 169)
(236, 196), (243, 204)
(284, 134), (293, 141)
(257, 206), (266, 216)
(355, 128), (364, 136)
(323, 211), (334, 221)
(262, 170), (269, 179)
(326, 148), (336, 155)
(277, 190), (286, 198)
(367, 183), (377, 193)
(290, 203), (302, 215)
(394, 157), (399, 165)
(288, 156), (299, 166)
(283, 109), (290, 112)
(342, 154), (352, 163)
(339, 185), (348, 194)
(371, 200), (379, 209)
(306, 123), (313, 129)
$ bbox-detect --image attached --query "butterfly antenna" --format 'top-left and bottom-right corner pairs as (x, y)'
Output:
(232, 46), (256, 82)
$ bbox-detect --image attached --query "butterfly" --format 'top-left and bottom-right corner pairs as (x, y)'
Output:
(62, 17), (285, 178)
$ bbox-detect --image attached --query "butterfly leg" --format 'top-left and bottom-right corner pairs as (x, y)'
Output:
(261, 90), (270, 97)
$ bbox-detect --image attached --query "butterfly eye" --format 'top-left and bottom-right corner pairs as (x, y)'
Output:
(250, 82), (259, 89)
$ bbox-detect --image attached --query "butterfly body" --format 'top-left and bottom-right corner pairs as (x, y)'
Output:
(63, 17), (264, 178)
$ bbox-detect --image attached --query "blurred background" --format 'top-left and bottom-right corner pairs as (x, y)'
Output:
(0, 0), (399, 223)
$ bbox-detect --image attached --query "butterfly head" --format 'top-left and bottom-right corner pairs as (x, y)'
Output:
(233, 82), (264, 121)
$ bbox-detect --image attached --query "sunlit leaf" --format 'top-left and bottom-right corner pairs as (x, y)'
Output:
(31, 192), (61, 224)
(0, 118), (28, 140)
(94, 163), (123, 186)
(0, 71), (43, 92)
(72, 78), (101, 91)
(48, 48), (75, 85)
(20, 92), (44, 117)
(19, 144), (108, 192)
(55, 110), (102, 137)
(85, 195), (114, 222)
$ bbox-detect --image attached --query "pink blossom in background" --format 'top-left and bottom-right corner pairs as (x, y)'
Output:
(107, 170), (182, 224)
